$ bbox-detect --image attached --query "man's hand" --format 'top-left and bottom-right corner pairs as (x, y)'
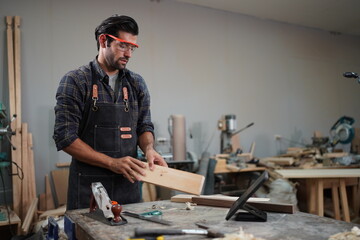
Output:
(146, 148), (168, 170)
(109, 156), (147, 183)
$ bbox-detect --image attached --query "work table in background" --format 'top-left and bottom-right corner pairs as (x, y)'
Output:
(65, 201), (358, 240)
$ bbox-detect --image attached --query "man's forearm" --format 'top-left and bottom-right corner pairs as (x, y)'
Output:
(63, 138), (113, 169)
(138, 132), (156, 154)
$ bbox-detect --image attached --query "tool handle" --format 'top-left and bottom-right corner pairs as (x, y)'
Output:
(135, 228), (184, 237)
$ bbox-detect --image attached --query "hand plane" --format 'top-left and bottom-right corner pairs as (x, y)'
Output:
(84, 182), (127, 226)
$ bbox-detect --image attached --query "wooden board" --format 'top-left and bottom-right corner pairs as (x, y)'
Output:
(39, 205), (66, 220)
(21, 122), (29, 218)
(170, 194), (269, 203)
(5, 16), (15, 123)
(192, 196), (294, 214)
(214, 159), (266, 174)
(38, 193), (46, 211)
(6, 15), (21, 218)
(141, 182), (157, 202)
(21, 198), (38, 235)
(51, 169), (69, 206)
(14, 16), (21, 126)
(56, 162), (71, 168)
(28, 133), (36, 200)
(137, 163), (205, 195)
(170, 194), (294, 214)
(260, 157), (294, 166)
(45, 174), (55, 210)
(12, 127), (22, 218)
(170, 194), (194, 203)
(276, 169), (360, 179)
(322, 152), (348, 158)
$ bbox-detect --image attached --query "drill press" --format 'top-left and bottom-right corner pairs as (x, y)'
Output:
(218, 114), (254, 154)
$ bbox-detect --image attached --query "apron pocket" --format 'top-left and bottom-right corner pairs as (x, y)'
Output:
(94, 125), (120, 153)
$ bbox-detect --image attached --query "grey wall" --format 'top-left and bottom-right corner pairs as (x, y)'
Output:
(1, 0), (360, 195)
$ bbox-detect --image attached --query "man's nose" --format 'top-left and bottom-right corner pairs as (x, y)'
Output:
(124, 49), (132, 57)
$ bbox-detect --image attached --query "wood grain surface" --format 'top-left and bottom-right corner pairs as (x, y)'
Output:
(66, 201), (359, 240)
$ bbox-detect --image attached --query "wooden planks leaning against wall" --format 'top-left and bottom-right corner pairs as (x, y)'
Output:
(6, 16), (37, 234)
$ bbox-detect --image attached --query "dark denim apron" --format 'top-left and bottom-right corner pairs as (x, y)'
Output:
(67, 63), (140, 210)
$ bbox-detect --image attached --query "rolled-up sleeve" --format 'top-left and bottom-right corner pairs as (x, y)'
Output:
(53, 72), (87, 151)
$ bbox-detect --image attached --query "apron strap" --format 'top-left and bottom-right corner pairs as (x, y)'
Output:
(78, 62), (98, 138)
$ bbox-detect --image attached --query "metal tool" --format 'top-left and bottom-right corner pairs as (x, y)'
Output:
(123, 211), (172, 225)
(218, 114), (254, 153)
(84, 182), (127, 226)
(134, 227), (224, 238)
(91, 182), (114, 219)
(330, 116), (355, 147)
(0, 103), (16, 150)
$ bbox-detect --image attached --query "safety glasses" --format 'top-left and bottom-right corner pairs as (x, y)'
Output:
(105, 34), (139, 53)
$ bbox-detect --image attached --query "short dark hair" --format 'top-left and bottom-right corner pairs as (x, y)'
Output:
(95, 15), (139, 50)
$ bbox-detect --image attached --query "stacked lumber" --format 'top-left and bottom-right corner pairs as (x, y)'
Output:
(6, 16), (37, 234)
(260, 147), (319, 168)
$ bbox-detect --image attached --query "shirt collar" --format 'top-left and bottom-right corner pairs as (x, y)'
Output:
(93, 57), (126, 84)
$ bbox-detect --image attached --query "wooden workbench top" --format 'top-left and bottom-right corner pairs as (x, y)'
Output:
(65, 201), (359, 240)
(276, 168), (360, 178)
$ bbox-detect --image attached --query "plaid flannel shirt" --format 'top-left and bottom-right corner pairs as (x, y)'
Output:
(53, 58), (154, 151)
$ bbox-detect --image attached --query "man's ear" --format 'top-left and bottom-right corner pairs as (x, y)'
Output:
(99, 34), (107, 48)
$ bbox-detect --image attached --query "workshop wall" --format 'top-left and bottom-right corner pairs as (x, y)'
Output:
(1, 0), (360, 195)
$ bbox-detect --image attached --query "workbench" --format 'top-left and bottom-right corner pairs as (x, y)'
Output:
(276, 168), (360, 222)
(65, 200), (359, 240)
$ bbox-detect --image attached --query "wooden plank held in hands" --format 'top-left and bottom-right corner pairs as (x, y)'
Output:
(137, 163), (205, 195)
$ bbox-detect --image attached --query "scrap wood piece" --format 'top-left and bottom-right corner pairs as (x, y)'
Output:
(39, 205), (66, 220)
(171, 194), (294, 214)
(280, 148), (316, 158)
(323, 152), (349, 158)
(171, 194), (269, 203)
(138, 163), (205, 195)
(45, 174), (55, 210)
(38, 193), (46, 211)
(213, 227), (266, 240)
(170, 194), (194, 203)
(191, 196), (294, 214)
(55, 162), (71, 168)
(142, 182), (157, 202)
(260, 157), (295, 166)
(51, 169), (69, 207)
(21, 198), (38, 235)
(328, 226), (360, 240)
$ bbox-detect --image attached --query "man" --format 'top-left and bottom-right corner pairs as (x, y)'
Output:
(53, 15), (167, 210)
